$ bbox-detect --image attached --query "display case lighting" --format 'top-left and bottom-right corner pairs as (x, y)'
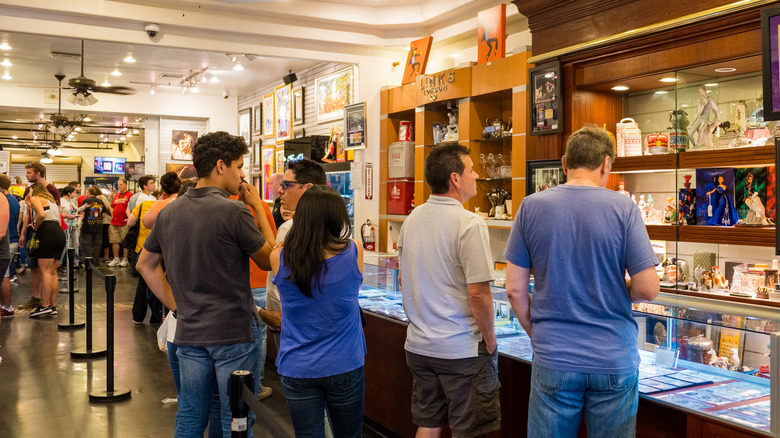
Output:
(659, 77), (677, 83)
(611, 85), (629, 91)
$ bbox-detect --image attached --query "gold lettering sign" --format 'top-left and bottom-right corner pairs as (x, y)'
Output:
(420, 71), (456, 101)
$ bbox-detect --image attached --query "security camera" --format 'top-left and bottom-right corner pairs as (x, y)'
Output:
(222, 91), (230, 99)
(145, 23), (160, 39)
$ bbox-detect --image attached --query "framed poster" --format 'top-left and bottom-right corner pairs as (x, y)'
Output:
(526, 159), (566, 195)
(276, 149), (286, 174)
(261, 147), (275, 202)
(125, 161), (145, 182)
(293, 86), (304, 125)
(477, 4), (506, 65)
(238, 109), (251, 146)
(171, 130), (197, 160)
(252, 105), (262, 135)
(263, 93), (275, 139)
(762, 5), (780, 121)
(293, 128), (306, 139)
(529, 62), (562, 135)
(252, 140), (261, 168)
(402, 36), (433, 85)
(344, 102), (366, 150)
(275, 84), (292, 143)
(315, 66), (354, 122)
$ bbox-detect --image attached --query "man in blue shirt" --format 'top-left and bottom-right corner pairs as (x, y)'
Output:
(0, 174), (18, 318)
(505, 125), (660, 437)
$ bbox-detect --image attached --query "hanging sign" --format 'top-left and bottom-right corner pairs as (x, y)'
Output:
(365, 162), (373, 200)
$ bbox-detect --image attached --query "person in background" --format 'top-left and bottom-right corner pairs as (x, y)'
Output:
(128, 175), (157, 214)
(59, 186), (79, 268)
(78, 186), (111, 266)
(137, 131), (275, 437)
(268, 172), (284, 228)
(108, 179), (133, 267)
(397, 143), (500, 438)
(271, 185), (365, 438)
(0, 174), (16, 319)
(27, 182), (66, 318)
(504, 125), (660, 437)
(128, 172), (180, 325)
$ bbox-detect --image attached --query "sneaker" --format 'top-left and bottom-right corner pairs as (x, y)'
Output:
(49, 306), (57, 315)
(108, 258), (121, 267)
(119, 258), (130, 267)
(257, 386), (273, 400)
(9, 276), (17, 283)
(18, 297), (41, 310)
(29, 306), (53, 318)
(133, 320), (143, 325)
(1, 308), (14, 318)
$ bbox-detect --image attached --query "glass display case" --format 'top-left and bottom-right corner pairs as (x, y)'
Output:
(360, 262), (780, 436)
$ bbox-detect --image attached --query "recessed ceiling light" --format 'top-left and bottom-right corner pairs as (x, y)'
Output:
(149, 88), (156, 95)
(233, 64), (244, 71)
(714, 67), (736, 73)
(124, 55), (136, 63)
(659, 77), (677, 83)
(210, 76), (220, 83)
(655, 91), (669, 95)
(704, 83), (718, 87)
(1, 73), (11, 80)
(75, 127), (81, 131)
(544, 73), (554, 78)
(681, 104), (688, 107)
(111, 69), (122, 76)
(101, 80), (111, 87)
(11, 135), (17, 139)
(120, 136), (126, 141)
(611, 85), (629, 91)
(0, 43), (10, 51)
(0, 59), (11, 67)
(83, 117), (92, 121)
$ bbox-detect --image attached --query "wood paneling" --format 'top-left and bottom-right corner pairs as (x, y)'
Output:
(646, 224), (678, 242)
(472, 54), (529, 96)
(383, 83), (418, 114)
(678, 145), (775, 169)
(416, 67), (472, 107)
(612, 154), (677, 173)
(680, 225), (774, 247)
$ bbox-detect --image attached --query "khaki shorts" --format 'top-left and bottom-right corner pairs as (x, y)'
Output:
(108, 224), (128, 244)
(406, 341), (501, 437)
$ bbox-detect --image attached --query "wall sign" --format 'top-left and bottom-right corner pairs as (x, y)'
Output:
(402, 36), (433, 85)
(420, 71), (455, 101)
(365, 162), (373, 200)
(477, 4), (506, 65)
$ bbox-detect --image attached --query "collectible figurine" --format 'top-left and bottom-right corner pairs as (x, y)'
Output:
(445, 111), (459, 142)
(739, 192), (775, 225)
(617, 181), (630, 198)
(729, 348), (741, 371)
(704, 174), (739, 226)
(688, 87), (720, 148)
(708, 348), (730, 369)
(663, 196), (678, 223)
(712, 266), (729, 289)
(638, 194), (646, 215)
(669, 109), (690, 150)
(631, 194), (637, 206)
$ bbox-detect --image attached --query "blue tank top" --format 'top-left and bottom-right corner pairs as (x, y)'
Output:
(273, 240), (366, 378)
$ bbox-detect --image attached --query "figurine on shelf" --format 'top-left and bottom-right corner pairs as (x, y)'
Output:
(678, 175), (696, 225)
(669, 109), (690, 150)
(712, 266), (729, 289)
(739, 192), (775, 225)
(704, 174), (739, 226)
(688, 87), (720, 148)
(729, 348), (741, 371)
(663, 197), (678, 223)
(638, 194), (646, 215)
(617, 181), (630, 198)
(707, 348), (730, 369)
(445, 110), (459, 142)
(631, 194), (637, 206)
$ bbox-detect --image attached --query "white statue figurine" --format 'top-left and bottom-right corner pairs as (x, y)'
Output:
(729, 347), (741, 371)
(445, 111), (459, 142)
(631, 194), (637, 205)
(739, 192), (775, 225)
(688, 87), (720, 148)
(638, 194), (646, 214)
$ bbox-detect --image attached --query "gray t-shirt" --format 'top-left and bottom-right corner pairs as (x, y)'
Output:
(144, 186), (265, 346)
(398, 195), (493, 359)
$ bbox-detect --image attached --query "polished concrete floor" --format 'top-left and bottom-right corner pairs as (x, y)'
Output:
(0, 264), (387, 438)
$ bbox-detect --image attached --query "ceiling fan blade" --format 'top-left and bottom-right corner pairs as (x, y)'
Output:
(92, 86), (136, 95)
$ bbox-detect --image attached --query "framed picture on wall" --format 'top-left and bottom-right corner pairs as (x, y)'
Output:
(252, 105), (262, 135)
(315, 66), (355, 122)
(529, 61), (562, 135)
(761, 5), (780, 121)
(261, 147), (275, 202)
(252, 140), (261, 168)
(171, 130), (198, 161)
(526, 159), (566, 195)
(263, 93), (275, 139)
(344, 102), (366, 150)
(293, 86), (304, 125)
(276, 149), (286, 173)
(293, 128), (306, 139)
(275, 84), (292, 142)
(239, 108), (251, 146)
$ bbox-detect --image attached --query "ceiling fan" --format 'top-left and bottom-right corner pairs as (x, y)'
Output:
(67, 40), (136, 106)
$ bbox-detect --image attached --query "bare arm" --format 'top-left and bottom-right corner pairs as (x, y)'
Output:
(627, 266), (660, 303)
(468, 281), (496, 353)
(506, 262), (532, 337)
(0, 195), (8, 240)
(351, 239), (364, 274)
(136, 249), (176, 310)
(241, 182), (276, 247)
(257, 308), (281, 331)
(30, 197), (47, 231)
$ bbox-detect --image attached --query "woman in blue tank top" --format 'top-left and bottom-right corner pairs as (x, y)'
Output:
(271, 185), (365, 438)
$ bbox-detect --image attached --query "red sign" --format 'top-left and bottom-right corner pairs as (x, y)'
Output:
(477, 4), (506, 65)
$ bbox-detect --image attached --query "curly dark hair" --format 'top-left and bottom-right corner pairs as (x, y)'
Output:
(287, 158), (326, 186)
(138, 175), (155, 190)
(192, 131), (248, 179)
(159, 171), (182, 195)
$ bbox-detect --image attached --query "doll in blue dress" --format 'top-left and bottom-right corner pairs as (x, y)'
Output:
(704, 174), (739, 226)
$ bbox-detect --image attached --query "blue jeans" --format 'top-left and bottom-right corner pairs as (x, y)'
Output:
(280, 367), (365, 438)
(175, 319), (260, 438)
(251, 287), (268, 387)
(528, 358), (639, 438)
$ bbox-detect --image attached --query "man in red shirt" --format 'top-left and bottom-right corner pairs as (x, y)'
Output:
(108, 179), (133, 267)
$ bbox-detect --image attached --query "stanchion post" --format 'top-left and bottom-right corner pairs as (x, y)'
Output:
(88, 272), (130, 402)
(71, 258), (106, 359)
(58, 248), (84, 330)
(230, 370), (254, 438)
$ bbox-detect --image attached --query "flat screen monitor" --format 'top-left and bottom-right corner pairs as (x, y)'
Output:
(94, 157), (126, 175)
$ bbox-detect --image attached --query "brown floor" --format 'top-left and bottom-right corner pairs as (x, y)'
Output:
(0, 264), (387, 437)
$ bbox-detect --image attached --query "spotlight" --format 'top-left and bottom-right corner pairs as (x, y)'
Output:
(226, 53), (237, 63)
(124, 55), (136, 63)
(233, 64), (244, 71)
(111, 69), (122, 76)
(282, 71), (297, 85)
(40, 154), (53, 164)
(244, 54), (258, 61)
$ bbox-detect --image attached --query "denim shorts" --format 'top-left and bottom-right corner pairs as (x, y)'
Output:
(406, 342), (501, 437)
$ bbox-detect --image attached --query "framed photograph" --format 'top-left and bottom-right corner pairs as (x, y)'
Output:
(252, 140), (261, 168)
(238, 109), (251, 146)
(275, 84), (292, 143)
(293, 86), (304, 125)
(261, 147), (276, 202)
(276, 149), (286, 174)
(344, 102), (366, 150)
(529, 61), (562, 135)
(171, 130), (198, 161)
(252, 105), (262, 135)
(762, 5), (780, 121)
(293, 128), (306, 139)
(315, 66), (355, 122)
(263, 93), (275, 139)
(526, 159), (566, 195)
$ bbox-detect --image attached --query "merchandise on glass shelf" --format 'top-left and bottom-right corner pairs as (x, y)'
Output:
(678, 175), (696, 225)
(663, 196), (678, 223)
(616, 118), (642, 156)
(745, 106), (771, 145)
(696, 168), (739, 226)
(712, 266), (729, 289)
(668, 109), (690, 151)
(445, 110), (459, 142)
(684, 334), (715, 364)
(638, 194), (646, 215)
(645, 133), (669, 154)
(483, 117), (508, 139)
(688, 87), (720, 149)
(432, 122), (446, 145)
(398, 120), (414, 142)
(617, 181), (630, 198)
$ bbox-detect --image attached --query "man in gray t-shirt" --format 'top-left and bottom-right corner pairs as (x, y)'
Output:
(398, 144), (500, 438)
(137, 131), (275, 438)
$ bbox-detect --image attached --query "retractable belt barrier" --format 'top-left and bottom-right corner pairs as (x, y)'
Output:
(229, 370), (292, 438)
(58, 248), (85, 330)
(70, 256), (107, 359)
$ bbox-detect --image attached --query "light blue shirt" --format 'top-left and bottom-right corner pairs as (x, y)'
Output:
(505, 185), (657, 374)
